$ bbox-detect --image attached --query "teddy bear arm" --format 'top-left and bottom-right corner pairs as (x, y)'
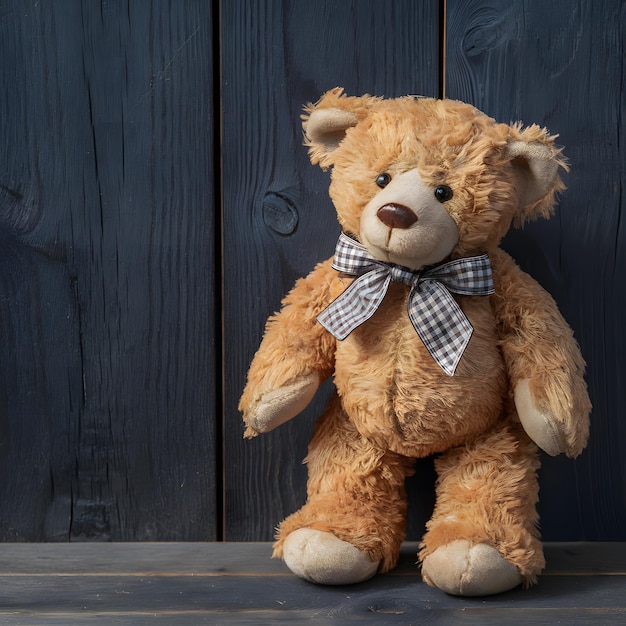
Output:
(491, 251), (591, 457)
(239, 260), (339, 437)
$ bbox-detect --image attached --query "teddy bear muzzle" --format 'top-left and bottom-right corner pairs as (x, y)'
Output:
(376, 203), (418, 229)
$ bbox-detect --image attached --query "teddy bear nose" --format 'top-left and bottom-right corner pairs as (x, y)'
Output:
(377, 204), (418, 229)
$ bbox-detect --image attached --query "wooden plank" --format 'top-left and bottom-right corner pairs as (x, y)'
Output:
(0, 542), (621, 576)
(1, 608), (625, 626)
(221, 0), (441, 542)
(446, 0), (626, 540)
(0, 543), (286, 576)
(0, 1), (217, 540)
(544, 543), (626, 575)
(0, 544), (623, 624)
(0, 573), (624, 614)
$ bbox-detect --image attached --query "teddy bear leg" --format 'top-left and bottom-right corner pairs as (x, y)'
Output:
(273, 394), (415, 584)
(420, 421), (543, 596)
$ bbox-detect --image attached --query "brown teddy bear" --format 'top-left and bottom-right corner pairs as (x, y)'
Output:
(239, 88), (591, 596)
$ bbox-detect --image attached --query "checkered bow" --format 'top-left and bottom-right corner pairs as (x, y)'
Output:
(317, 233), (495, 376)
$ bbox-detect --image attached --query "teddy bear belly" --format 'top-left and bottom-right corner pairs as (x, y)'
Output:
(333, 297), (507, 458)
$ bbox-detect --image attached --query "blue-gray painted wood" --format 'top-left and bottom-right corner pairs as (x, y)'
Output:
(0, 0), (623, 546)
(225, 0), (625, 544)
(446, 0), (626, 541)
(221, 0), (441, 541)
(0, 1), (217, 540)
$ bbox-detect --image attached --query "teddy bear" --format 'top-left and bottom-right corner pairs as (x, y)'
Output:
(239, 88), (591, 596)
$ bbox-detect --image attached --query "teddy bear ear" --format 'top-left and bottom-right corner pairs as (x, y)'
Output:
(302, 87), (374, 168)
(505, 134), (567, 223)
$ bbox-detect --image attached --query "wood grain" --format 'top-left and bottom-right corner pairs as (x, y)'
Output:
(220, 0), (441, 541)
(0, 1), (217, 540)
(446, 0), (626, 541)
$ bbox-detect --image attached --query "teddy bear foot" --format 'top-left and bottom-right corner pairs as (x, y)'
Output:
(282, 528), (380, 585)
(421, 540), (522, 596)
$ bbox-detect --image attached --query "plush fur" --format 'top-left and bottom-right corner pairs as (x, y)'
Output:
(239, 89), (591, 596)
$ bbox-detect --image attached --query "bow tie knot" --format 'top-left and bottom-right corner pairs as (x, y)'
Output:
(388, 265), (420, 286)
(317, 233), (495, 376)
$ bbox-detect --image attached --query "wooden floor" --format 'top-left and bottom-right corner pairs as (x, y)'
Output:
(0, 543), (623, 624)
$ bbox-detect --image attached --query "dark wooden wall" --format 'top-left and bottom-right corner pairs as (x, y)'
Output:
(0, 0), (624, 543)
(445, 0), (626, 541)
(221, 0), (441, 541)
(0, 1), (216, 541)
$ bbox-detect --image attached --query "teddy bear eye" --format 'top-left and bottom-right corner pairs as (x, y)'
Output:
(434, 184), (453, 202)
(376, 173), (392, 188)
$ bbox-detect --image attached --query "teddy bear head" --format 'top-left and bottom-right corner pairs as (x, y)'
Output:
(303, 88), (566, 270)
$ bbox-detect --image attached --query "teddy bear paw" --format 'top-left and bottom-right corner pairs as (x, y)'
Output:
(514, 378), (566, 456)
(245, 373), (320, 436)
(282, 528), (379, 585)
(421, 540), (522, 596)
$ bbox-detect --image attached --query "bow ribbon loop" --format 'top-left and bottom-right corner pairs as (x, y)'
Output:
(317, 233), (495, 376)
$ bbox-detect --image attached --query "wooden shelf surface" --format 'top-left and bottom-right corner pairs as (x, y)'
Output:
(0, 542), (623, 624)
